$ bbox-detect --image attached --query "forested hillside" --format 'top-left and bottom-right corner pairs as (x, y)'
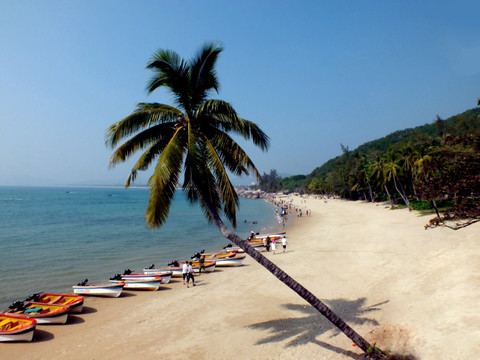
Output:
(259, 106), (480, 225)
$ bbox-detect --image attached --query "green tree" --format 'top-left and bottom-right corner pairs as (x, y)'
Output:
(368, 154), (392, 204)
(106, 42), (384, 359)
(259, 169), (282, 192)
(384, 153), (411, 210)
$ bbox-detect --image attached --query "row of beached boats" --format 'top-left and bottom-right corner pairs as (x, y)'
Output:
(0, 235), (287, 343)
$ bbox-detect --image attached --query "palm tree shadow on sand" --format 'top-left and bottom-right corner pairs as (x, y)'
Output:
(248, 298), (388, 359)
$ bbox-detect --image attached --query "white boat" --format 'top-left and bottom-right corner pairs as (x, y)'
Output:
(140, 269), (173, 283)
(249, 231), (286, 241)
(0, 314), (37, 342)
(211, 253), (246, 266)
(109, 277), (162, 291)
(145, 260), (216, 278)
(73, 279), (124, 298)
(195, 251), (246, 267)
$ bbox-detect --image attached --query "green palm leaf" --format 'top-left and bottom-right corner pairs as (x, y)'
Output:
(145, 127), (186, 227)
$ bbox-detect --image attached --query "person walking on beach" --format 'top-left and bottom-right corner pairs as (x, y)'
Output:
(282, 236), (288, 253)
(198, 255), (205, 274)
(182, 261), (189, 285)
(271, 237), (276, 255)
(266, 235), (271, 252)
(186, 261), (196, 288)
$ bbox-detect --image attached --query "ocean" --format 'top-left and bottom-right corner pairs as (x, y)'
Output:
(0, 186), (280, 310)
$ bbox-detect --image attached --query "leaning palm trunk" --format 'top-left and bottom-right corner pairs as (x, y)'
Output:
(204, 200), (386, 360)
(392, 175), (411, 210)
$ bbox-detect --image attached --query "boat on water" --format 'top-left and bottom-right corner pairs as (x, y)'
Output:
(0, 314), (37, 342)
(5, 301), (70, 325)
(121, 269), (173, 284)
(109, 274), (163, 291)
(73, 279), (124, 298)
(25, 292), (84, 314)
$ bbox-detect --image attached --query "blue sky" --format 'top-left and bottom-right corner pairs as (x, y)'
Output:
(1, 1), (479, 186)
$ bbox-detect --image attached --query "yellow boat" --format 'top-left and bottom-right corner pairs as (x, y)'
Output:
(6, 301), (70, 325)
(0, 314), (37, 342)
(25, 292), (84, 313)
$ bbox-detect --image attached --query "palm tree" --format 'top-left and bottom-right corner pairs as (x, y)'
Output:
(384, 153), (411, 210)
(105, 42), (385, 359)
(368, 154), (392, 204)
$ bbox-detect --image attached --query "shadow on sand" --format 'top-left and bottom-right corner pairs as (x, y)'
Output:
(32, 329), (54, 342)
(80, 306), (98, 315)
(248, 298), (388, 359)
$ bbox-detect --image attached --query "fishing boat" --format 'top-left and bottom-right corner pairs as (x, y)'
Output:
(209, 253), (246, 267)
(140, 267), (173, 283)
(249, 232), (286, 241)
(0, 314), (37, 342)
(6, 301), (70, 325)
(72, 279), (124, 298)
(193, 251), (246, 267)
(145, 260), (216, 278)
(25, 292), (84, 314)
(121, 269), (173, 284)
(109, 274), (163, 291)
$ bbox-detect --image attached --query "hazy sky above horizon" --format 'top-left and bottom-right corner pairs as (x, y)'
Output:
(1, 1), (479, 186)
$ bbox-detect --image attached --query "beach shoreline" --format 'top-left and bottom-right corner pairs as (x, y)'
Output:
(3, 196), (479, 359)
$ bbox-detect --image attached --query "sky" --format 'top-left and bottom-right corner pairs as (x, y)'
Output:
(1, 0), (479, 186)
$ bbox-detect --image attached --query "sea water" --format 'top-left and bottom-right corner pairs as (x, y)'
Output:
(0, 186), (280, 309)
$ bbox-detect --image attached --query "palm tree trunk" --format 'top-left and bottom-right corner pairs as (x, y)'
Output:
(392, 175), (411, 210)
(384, 183), (393, 204)
(203, 200), (386, 360)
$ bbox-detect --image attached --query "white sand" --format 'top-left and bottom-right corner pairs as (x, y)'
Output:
(3, 197), (479, 359)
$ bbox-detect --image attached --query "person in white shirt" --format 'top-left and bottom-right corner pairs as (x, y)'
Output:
(282, 236), (288, 253)
(182, 261), (188, 285)
(186, 261), (196, 288)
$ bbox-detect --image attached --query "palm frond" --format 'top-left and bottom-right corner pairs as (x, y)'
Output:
(124, 137), (174, 187)
(202, 125), (262, 180)
(109, 123), (175, 167)
(189, 42), (223, 106)
(105, 103), (183, 148)
(146, 49), (191, 111)
(145, 127), (186, 228)
(196, 100), (270, 151)
(203, 136), (239, 227)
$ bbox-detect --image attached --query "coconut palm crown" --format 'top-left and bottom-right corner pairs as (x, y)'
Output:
(106, 42), (269, 228)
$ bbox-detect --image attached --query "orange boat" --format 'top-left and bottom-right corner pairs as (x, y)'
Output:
(6, 301), (70, 324)
(25, 292), (84, 313)
(0, 314), (37, 342)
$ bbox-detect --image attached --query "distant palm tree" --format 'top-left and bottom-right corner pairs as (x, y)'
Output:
(106, 42), (385, 359)
(384, 154), (411, 210)
(368, 155), (392, 204)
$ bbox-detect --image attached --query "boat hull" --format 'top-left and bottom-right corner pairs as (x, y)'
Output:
(213, 255), (246, 267)
(29, 293), (84, 314)
(110, 279), (162, 291)
(6, 302), (70, 325)
(73, 283), (124, 298)
(0, 314), (37, 342)
(148, 261), (216, 278)
(139, 271), (173, 283)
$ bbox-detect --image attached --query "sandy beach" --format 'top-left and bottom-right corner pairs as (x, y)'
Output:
(3, 197), (479, 360)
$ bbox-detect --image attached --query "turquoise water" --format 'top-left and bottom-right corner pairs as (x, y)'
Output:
(0, 186), (280, 309)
